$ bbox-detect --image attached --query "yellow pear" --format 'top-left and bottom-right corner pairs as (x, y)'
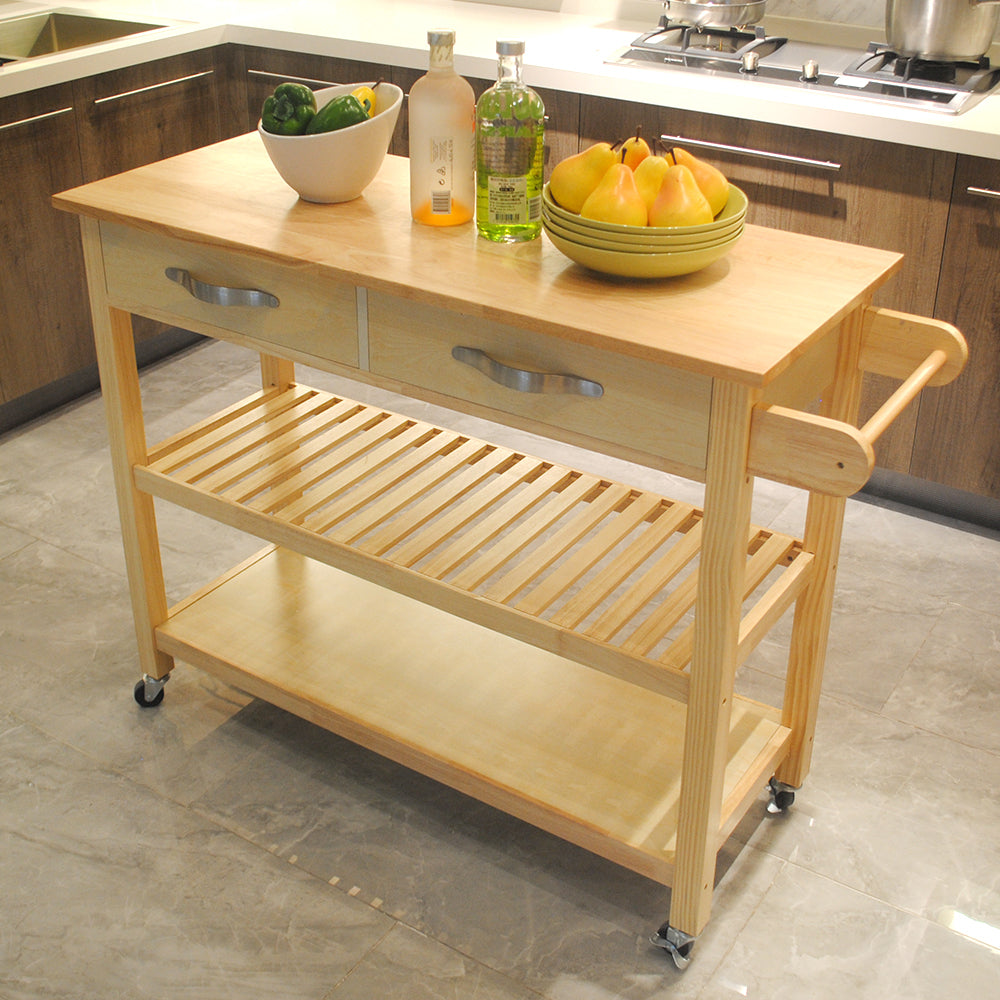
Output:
(580, 161), (648, 227)
(668, 147), (730, 216)
(632, 155), (671, 209)
(621, 129), (651, 170)
(548, 142), (619, 214)
(647, 165), (713, 227)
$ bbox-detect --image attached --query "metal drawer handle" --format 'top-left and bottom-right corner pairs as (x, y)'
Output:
(0, 106), (73, 132)
(247, 69), (339, 88)
(967, 186), (1000, 200)
(451, 346), (603, 398)
(94, 70), (215, 106)
(165, 268), (279, 308)
(661, 134), (842, 172)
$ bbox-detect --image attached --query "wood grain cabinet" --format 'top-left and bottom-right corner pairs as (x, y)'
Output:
(579, 96), (956, 476)
(0, 84), (90, 406)
(1, 49), (240, 428)
(73, 49), (237, 180)
(910, 156), (1000, 497)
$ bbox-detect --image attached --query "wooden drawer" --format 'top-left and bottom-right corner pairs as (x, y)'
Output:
(367, 291), (712, 475)
(100, 222), (358, 366)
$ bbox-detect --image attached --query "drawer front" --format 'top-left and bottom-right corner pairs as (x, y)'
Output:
(368, 292), (711, 473)
(100, 223), (358, 366)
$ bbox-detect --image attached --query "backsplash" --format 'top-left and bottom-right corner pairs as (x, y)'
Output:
(458, 1), (884, 30)
(764, 0), (883, 26)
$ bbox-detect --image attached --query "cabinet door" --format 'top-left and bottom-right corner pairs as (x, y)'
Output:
(0, 85), (90, 404)
(74, 50), (226, 347)
(74, 49), (224, 180)
(580, 97), (954, 473)
(909, 156), (1000, 498)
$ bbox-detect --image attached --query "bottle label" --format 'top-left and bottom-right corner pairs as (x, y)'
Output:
(486, 175), (540, 225)
(429, 136), (454, 215)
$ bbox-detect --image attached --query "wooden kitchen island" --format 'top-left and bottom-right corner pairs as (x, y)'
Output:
(54, 133), (966, 967)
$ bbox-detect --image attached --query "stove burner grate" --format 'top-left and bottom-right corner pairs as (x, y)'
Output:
(845, 42), (999, 94)
(629, 16), (787, 61)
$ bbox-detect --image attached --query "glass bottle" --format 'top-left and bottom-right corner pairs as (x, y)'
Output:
(475, 40), (545, 242)
(408, 30), (476, 226)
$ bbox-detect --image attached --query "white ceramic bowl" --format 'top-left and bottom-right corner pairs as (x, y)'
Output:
(258, 83), (403, 203)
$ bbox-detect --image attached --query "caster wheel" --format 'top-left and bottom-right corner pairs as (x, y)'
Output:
(767, 777), (795, 813)
(133, 676), (166, 708)
(650, 922), (695, 970)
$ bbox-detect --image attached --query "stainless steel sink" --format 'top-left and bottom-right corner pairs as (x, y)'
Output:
(0, 9), (166, 62)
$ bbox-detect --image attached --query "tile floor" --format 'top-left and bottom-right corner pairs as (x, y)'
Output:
(1, 338), (998, 999)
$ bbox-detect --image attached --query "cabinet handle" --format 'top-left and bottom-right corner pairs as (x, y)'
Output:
(0, 106), (73, 132)
(93, 70), (214, 106)
(966, 186), (1000, 200)
(452, 346), (603, 398)
(660, 134), (841, 172)
(247, 69), (340, 89)
(165, 268), (279, 309)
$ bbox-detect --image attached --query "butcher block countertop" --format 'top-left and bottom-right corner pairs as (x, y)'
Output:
(53, 132), (903, 388)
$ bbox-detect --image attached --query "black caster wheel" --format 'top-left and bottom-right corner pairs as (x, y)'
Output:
(767, 776), (795, 813)
(133, 675), (166, 708)
(650, 922), (695, 970)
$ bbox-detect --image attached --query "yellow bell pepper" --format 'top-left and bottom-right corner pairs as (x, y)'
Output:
(351, 83), (378, 118)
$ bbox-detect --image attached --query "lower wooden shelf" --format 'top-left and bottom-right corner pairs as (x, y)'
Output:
(157, 545), (792, 885)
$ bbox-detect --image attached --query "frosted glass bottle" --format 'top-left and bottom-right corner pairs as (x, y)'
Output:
(408, 30), (475, 226)
(475, 40), (545, 242)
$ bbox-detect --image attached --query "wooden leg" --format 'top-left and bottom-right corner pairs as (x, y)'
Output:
(669, 380), (755, 939)
(260, 353), (295, 390)
(777, 308), (866, 788)
(80, 217), (172, 681)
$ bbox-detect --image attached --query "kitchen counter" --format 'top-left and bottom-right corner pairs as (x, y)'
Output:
(3, 0), (1000, 158)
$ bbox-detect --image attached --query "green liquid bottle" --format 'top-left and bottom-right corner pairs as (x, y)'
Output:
(475, 40), (545, 243)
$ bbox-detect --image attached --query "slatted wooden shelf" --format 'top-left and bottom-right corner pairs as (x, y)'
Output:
(136, 383), (814, 705)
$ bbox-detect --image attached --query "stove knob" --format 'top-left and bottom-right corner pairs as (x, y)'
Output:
(802, 59), (820, 82)
(741, 50), (760, 74)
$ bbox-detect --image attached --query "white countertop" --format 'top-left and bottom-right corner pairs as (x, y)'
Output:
(3, 0), (1000, 159)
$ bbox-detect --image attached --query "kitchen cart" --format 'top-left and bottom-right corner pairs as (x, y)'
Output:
(55, 135), (965, 967)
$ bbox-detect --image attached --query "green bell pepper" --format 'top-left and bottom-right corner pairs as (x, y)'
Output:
(261, 83), (317, 135)
(304, 94), (369, 135)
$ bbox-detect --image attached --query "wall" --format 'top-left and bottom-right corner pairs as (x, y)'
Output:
(459, 1), (884, 30)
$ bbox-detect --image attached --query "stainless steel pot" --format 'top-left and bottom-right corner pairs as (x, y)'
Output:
(886, 0), (1000, 61)
(664, 0), (767, 29)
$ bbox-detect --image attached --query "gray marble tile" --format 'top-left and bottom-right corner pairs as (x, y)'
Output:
(834, 496), (1000, 618)
(0, 537), (264, 806)
(0, 714), (393, 1000)
(739, 696), (1000, 927)
(882, 602), (1000, 754)
(702, 862), (1000, 1000)
(334, 923), (543, 1000)
(745, 562), (946, 712)
(0, 521), (34, 558)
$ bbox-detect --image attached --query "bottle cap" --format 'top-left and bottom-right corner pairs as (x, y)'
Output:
(496, 40), (525, 56)
(427, 30), (455, 46)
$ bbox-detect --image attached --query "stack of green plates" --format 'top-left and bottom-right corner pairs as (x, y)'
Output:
(542, 183), (747, 278)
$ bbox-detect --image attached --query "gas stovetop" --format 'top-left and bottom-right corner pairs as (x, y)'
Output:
(610, 19), (1000, 114)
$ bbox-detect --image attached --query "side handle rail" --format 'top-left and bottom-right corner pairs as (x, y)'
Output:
(749, 306), (967, 496)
